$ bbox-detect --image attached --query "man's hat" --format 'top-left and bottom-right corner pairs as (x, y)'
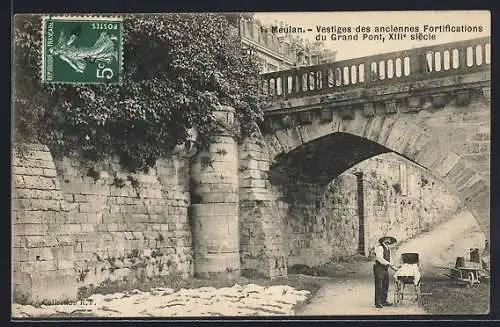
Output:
(379, 236), (397, 245)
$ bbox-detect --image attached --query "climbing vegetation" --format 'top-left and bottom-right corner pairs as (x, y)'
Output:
(13, 13), (266, 171)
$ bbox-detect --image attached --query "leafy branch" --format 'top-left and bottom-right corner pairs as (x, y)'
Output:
(13, 13), (265, 172)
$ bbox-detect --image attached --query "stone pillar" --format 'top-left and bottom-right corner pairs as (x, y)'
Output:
(190, 106), (240, 278)
(354, 172), (369, 257)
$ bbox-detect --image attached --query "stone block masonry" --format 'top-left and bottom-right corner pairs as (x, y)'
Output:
(263, 81), (491, 240)
(238, 133), (287, 279)
(280, 175), (359, 268)
(55, 153), (193, 289)
(190, 106), (240, 278)
(12, 144), (78, 304)
(280, 152), (463, 269)
(12, 97), (485, 301)
(12, 143), (193, 304)
(358, 153), (463, 253)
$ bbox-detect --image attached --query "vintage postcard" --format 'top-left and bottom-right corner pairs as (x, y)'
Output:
(11, 11), (491, 319)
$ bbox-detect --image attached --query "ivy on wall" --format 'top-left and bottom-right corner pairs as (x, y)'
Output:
(13, 13), (268, 172)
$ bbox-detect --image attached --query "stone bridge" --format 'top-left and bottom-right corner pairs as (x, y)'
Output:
(12, 37), (490, 303)
(258, 36), (490, 241)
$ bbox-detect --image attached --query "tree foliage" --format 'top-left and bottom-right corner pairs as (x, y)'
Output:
(13, 13), (266, 171)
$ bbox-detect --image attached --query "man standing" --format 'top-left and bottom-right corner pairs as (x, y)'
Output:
(373, 236), (397, 308)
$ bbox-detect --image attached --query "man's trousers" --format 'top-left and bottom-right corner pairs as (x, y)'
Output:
(373, 263), (389, 306)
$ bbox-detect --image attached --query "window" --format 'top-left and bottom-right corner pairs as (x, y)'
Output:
(310, 55), (319, 65)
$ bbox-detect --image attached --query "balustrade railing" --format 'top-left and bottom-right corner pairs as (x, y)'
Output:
(261, 37), (490, 100)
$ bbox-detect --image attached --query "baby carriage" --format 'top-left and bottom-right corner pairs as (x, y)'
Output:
(393, 253), (421, 306)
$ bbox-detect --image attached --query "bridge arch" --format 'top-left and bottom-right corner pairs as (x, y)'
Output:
(262, 111), (490, 240)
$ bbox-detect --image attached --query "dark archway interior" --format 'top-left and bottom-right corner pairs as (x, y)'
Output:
(269, 132), (392, 185)
(268, 131), (485, 276)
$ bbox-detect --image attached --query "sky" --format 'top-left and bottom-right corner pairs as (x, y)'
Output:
(253, 11), (490, 60)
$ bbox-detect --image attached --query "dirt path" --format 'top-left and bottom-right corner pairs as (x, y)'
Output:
(297, 210), (485, 316)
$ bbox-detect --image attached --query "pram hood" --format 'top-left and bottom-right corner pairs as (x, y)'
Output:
(401, 253), (419, 264)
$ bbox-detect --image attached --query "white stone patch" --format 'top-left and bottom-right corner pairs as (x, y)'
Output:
(12, 283), (311, 318)
(243, 283), (265, 293)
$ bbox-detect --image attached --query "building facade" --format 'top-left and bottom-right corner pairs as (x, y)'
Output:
(230, 14), (337, 73)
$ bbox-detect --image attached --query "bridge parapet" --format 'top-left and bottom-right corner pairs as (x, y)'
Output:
(261, 37), (490, 102)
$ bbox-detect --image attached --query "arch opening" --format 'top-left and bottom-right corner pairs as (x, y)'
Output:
(270, 132), (392, 185)
(267, 131), (486, 269)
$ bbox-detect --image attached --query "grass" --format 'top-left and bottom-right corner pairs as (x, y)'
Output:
(77, 272), (186, 300)
(289, 254), (372, 278)
(419, 275), (490, 315)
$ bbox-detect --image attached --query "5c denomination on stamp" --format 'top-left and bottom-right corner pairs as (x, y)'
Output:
(42, 15), (123, 84)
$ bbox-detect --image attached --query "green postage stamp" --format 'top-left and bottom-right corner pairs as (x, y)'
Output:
(42, 15), (123, 84)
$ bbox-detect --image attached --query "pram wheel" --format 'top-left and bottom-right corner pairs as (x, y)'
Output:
(394, 277), (421, 306)
(468, 272), (474, 287)
(393, 281), (404, 306)
(467, 271), (480, 288)
(414, 283), (421, 305)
